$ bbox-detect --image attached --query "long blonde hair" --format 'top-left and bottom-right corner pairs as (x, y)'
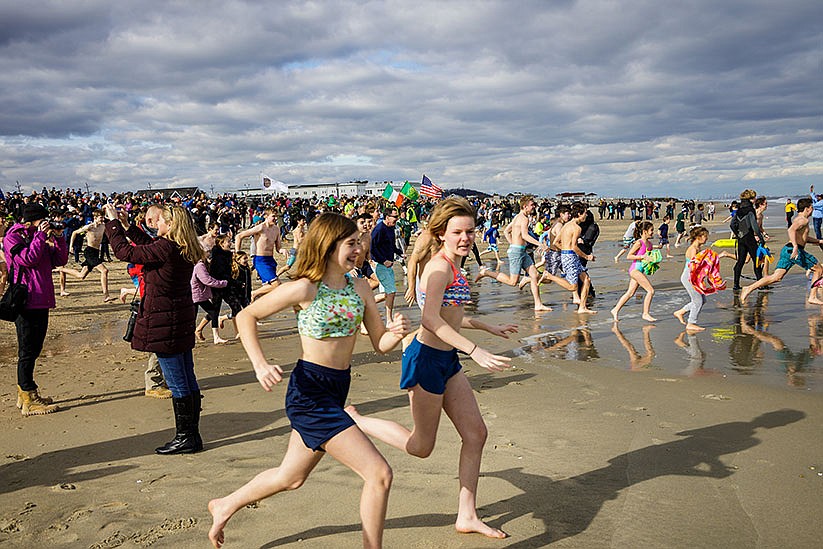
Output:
(291, 213), (358, 282)
(161, 206), (205, 265)
(426, 196), (476, 254)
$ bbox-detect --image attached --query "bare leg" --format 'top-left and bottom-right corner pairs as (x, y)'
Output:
(324, 426), (393, 549)
(212, 327), (228, 344)
(610, 278), (639, 321)
(59, 271), (69, 296)
(195, 318), (208, 341)
(632, 271), (657, 322)
(442, 373), (507, 539)
(740, 270), (785, 302)
(97, 264), (112, 301)
(526, 266), (551, 311)
(346, 385), (443, 458)
(384, 293), (395, 326)
(575, 273), (596, 314)
(208, 431), (323, 548)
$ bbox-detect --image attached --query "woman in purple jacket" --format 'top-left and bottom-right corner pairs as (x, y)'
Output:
(3, 203), (68, 416)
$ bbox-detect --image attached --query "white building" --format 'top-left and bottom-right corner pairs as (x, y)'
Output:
(286, 181), (366, 199)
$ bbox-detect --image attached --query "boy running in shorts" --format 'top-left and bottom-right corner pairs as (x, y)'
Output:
(741, 198), (823, 305)
(538, 202), (596, 313)
(235, 207), (285, 300)
(56, 209), (113, 302)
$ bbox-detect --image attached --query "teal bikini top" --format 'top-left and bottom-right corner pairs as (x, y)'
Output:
(297, 274), (365, 339)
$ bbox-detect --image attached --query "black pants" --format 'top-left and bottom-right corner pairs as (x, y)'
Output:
(733, 235), (762, 288)
(15, 308), (50, 391)
(195, 300), (220, 329)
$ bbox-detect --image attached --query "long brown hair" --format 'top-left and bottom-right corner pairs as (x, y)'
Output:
(291, 213), (358, 282)
(426, 196), (476, 255)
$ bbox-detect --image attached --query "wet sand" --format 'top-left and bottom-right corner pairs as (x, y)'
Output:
(2, 210), (822, 548)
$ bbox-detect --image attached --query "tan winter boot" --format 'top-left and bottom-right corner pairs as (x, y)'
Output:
(145, 386), (172, 399)
(17, 386), (59, 416)
(16, 386), (54, 409)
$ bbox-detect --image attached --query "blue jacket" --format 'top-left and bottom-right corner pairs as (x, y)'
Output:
(810, 194), (823, 219)
(370, 221), (401, 264)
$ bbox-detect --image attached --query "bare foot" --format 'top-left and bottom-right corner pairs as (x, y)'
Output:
(103, 296), (115, 303)
(195, 331), (206, 342)
(59, 291), (70, 297)
(576, 307), (597, 314)
(455, 517), (507, 539)
(673, 309), (686, 325)
(739, 286), (752, 303)
(474, 266), (488, 284)
(208, 498), (231, 548)
(218, 315), (228, 330)
(534, 304), (552, 312)
(666, 255), (675, 259)
(686, 323), (705, 332)
(610, 308), (619, 321)
(641, 314), (657, 322)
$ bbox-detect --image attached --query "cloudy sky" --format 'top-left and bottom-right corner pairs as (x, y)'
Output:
(0, 0), (820, 198)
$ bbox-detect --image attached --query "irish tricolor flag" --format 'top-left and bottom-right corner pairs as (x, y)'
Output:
(381, 183), (404, 206)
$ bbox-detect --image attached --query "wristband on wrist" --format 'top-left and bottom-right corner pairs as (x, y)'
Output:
(468, 343), (477, 355)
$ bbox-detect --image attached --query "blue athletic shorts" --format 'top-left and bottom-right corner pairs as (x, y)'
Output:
(374, 262), (396, 294)
(252, 255), (278, 284)
(286, 248), (297, 268)
(285, 359), (355, 452)
(775, 244), (818, 272)
(560, 250), (586, 285)
(508, 244), (534, 276)
(400, 337), (462, 395)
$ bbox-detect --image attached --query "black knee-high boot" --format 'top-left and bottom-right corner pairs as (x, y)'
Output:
(155, 393), (203, 455)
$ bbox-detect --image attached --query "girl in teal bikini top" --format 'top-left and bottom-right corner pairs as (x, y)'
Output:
(297, 274), (365, 338)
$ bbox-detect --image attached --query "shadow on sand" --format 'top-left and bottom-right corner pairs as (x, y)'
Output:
(258, 409), (804, 547)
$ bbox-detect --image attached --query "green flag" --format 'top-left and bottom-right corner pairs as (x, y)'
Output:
(381, 183), (394, 200)
(400, 181), (419, 201)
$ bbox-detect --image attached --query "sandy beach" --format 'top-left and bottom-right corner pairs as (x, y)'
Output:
(2, 211), (822, 548)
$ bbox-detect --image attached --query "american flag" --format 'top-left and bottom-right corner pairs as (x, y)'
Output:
(420, 175), (443, 199)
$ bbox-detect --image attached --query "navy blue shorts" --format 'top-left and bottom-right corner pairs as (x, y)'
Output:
(400, 338), (462, 395)
(285, 359), (355, 452)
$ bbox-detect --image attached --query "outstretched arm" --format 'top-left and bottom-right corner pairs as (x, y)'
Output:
(357, 278), (410, 353)
(236, 279), (314, 390)
(461, 315), (518, 339)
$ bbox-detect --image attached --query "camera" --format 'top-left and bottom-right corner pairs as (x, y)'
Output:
(49, 220), (66, 231)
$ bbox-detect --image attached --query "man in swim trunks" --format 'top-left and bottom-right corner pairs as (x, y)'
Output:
(741, 197), (823, 305)
(538, 202), (596, 313)
(235, 207), (284, 299)
(56, 209), (113, 302)
(475, 195), (551, 311)
(538, 204), (570, 285)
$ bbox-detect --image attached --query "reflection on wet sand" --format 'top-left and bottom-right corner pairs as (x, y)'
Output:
(493, 268), (823, 390)
(611, 323), (655, 370)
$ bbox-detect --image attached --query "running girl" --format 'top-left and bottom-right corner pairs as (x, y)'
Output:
(346, 197), (518, 540)
(673, 227), (735, 332)
(611, 221), (658, 322)
(208, 213), (410, 549)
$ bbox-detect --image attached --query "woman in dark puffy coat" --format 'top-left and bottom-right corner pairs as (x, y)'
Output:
(104, 204), (206, 454)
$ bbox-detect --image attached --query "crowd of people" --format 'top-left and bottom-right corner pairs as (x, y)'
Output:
(1, 183), (821, 547)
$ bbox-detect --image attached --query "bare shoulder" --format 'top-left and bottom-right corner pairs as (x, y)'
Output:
(282, 277), (317, 300)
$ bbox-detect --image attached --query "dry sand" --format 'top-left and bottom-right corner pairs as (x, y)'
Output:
(2, 210), (822, 548)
